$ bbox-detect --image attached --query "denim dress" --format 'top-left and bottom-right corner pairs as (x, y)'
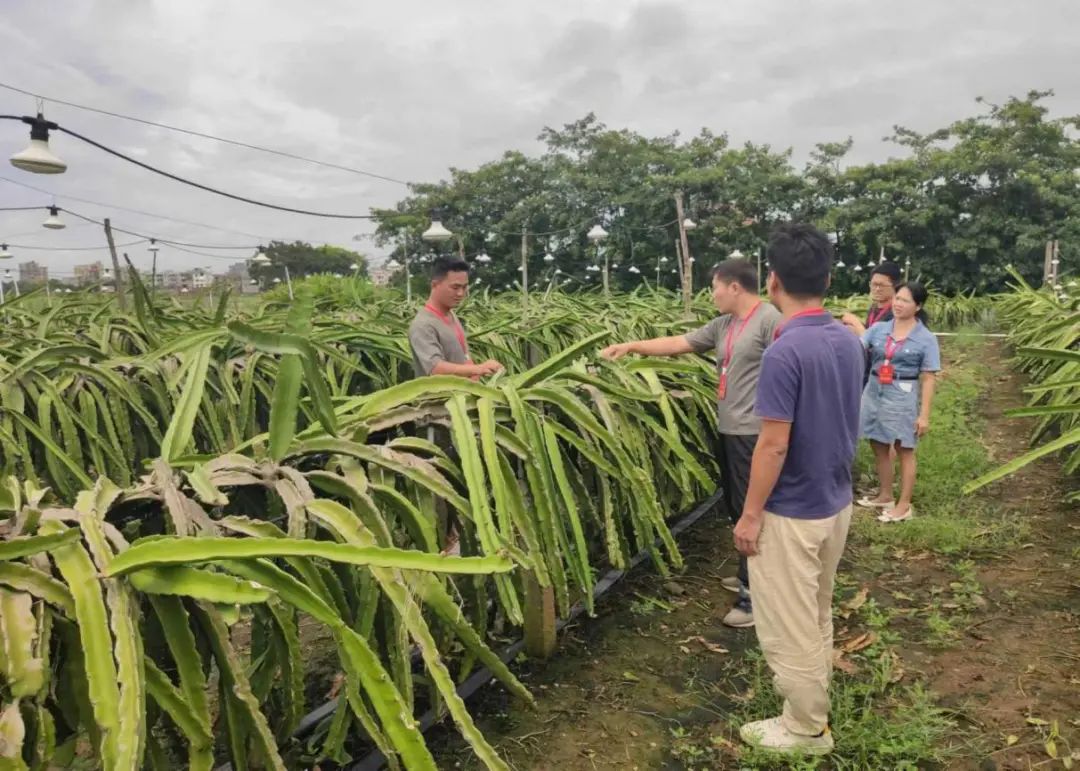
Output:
(859, 321), (941, 448)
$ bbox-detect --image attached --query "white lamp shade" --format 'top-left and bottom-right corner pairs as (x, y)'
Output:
(586, 224), (608, 242)
(729, 249), (745, 259)
(543, 252), (555, 263)
(0, 245), (11, 259)
(682, 217), (697, 231)
(42, 206), (65, 230)
(349, 263), (359, 271)
(252, 251), (271, 265)
(836, 260), (846, 268)
(659, 256), (668, 264)
(628, 266), (641, 274)
(422, 219), (453, 242)
(10, 138), (67, 174)
(273, 277), (282, 284)
(249, 279), (258, 285)
(385, 259), (401, 269)
(64, 288), (72, 293)
(476, 252), (491, 264)
(854, 265), (863, 273)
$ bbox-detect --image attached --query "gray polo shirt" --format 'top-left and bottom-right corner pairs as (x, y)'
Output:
(408, 307), (471, 378)
(683, 303), (781, 435)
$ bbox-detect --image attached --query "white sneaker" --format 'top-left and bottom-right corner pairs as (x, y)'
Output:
(721, 576), (741, 594)
(722, 602), (754, 628)
(739, 716), (834, 755)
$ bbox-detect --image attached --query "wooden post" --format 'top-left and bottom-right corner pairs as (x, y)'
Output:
(521, 338), (556, 658)
(520, 225), (529, 310)
(674, 192), (692, 315)
(103, 218), (126, 310)
(1044, 241), (1054, 286)
(523, 572), (557, 658)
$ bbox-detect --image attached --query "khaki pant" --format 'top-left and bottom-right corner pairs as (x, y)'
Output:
(747, 505), (853, 735)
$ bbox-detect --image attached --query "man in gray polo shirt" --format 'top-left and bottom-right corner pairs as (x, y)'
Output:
(601, 258), (780, 628)
(408, 256), (503, 379)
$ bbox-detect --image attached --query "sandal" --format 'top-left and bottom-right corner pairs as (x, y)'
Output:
(877, 506), (914, 523)
(857, 496), (894, 509)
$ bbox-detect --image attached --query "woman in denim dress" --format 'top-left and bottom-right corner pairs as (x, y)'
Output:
(857, 282), (941, 522)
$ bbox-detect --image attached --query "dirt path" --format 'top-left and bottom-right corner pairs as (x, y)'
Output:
(428, 340), (1079, 770)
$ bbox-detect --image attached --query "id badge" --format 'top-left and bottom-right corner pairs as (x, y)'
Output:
(878, 363), (895, 385)
(717, 372), (728, 400)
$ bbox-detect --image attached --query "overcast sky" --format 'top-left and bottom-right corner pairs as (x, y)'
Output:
(1, 0), (1076, 279)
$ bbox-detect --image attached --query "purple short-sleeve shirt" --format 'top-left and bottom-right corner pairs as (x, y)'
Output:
(754, 311), (864, 519)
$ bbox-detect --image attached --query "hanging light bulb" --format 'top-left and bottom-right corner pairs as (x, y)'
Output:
(421, 209), (453, 242)
(10, 114), (67, 174)
(586, 224), (608, 243)
(42, 205), (65, 230)
(682, 217), (697, 231)
(0, 244), (12, 259)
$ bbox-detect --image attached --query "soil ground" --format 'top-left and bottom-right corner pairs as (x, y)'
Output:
(426, 340), (1080, 770)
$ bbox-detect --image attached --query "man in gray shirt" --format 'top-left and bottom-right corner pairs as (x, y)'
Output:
(601, 258), (780, 628)
(408, 256), (503, 379)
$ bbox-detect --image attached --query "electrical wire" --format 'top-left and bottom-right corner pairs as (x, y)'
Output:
(0, 175), (279, 242)
(55, 124), (384, 219)
(0, 206), (44, 212)
(0, 81), (410, 186)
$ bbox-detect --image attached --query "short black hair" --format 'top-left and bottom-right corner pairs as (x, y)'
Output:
(431, 256), (470, 281)
(711, 259), (758, 292)
(766, 223), (832, 299)
(871, 261), (902, 286)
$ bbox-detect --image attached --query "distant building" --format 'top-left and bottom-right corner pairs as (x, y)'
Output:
(191, 268), (212, 290)
(73, 262), (103, 287)
(370, 267), (396, 287)
(18, 261), (48, 286)
(161, 271), (183, 290)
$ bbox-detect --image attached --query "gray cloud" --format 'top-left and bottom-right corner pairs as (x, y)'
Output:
(0, 0), (1076, 279)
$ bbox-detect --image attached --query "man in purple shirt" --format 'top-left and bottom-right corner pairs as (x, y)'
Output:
(734, 223), (864, 756)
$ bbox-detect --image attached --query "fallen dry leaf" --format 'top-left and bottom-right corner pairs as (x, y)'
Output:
(840, 587), (869, 619)
(840, 631), (878, 653)
(885, 649), (905, 683)
(832, 649), (860, 675)
(1006, 735), (1019, 746)
(676, 635), (729, 654)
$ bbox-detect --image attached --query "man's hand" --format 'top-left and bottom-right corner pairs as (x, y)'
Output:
(600, 342), (635, 360)
(733, 513), (763, 557)
(840, 312), (860, 329)
(476, 359), (504, 376)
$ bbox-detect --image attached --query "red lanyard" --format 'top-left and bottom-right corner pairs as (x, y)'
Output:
(722, 302), (761, 374)
(868, 303), (891, 326)
(424, 303), (468, 355)
(773, 307), (829, 340)
(884, 334), (905, 362)
(717, 302), (761, 400)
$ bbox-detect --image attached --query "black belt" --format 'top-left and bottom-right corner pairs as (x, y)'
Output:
(872, 373), (919, 381)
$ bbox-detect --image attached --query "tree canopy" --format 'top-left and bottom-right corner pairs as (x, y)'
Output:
(373, 91), (1079, 294)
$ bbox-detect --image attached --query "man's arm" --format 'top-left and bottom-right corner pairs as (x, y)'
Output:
(733, 418), (792, 555)
(601, 335), (696, 360)
(431, 359), (501, 378)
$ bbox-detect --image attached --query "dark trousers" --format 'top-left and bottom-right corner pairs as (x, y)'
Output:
(718, 433), (757, 595)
